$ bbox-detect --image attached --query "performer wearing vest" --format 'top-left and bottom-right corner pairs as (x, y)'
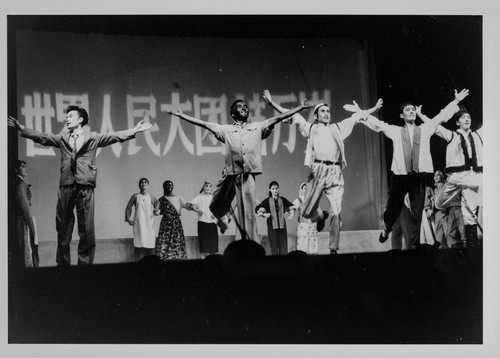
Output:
(362, 89), (469, 248)
(255, 181), (295, 255)
(262, 90), (382, 254)
(422, 105), (482, 248)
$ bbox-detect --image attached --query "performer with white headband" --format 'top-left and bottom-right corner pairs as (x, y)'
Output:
(262, 90), (382, 254)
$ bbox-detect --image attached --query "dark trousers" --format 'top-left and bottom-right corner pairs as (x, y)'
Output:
(391, 205), (417, 250)
(267, 227), (288, 255)
(384, 173), (430, 249)
(56, 184), (95, 265)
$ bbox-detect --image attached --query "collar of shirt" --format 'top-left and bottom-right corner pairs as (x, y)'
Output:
(233, 121), (249, 128)
(17, 174), (27, 183)
(457, 128), (472, 137)
(71, 128), (84, 137)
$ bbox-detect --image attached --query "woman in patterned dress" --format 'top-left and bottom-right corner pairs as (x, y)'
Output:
(154, 180), (190, 260)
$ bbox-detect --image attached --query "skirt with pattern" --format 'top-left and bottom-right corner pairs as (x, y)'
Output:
(155, 216), (187, 260)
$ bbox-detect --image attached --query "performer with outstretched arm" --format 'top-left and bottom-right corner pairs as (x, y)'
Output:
(418, 101), (482, 248)
(263, 89), (382, 254)
(168, 98), (311, 241)
(358, 89), (469, 248)
(8, 107), (152, 265)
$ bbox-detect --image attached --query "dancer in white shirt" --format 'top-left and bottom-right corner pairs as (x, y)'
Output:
(263, 90), (382, 254)
(418, 104), (482, 248)
(360, 89), (469, 248)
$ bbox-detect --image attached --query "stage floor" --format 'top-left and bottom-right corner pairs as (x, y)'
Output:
(36, 230), (391, 266)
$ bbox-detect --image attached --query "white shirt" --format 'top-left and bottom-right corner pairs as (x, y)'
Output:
(70, 128), (84, 151)
(362, 101), (459, 175)
(435, 126), (483, 170)
(189, 194), (217, 224)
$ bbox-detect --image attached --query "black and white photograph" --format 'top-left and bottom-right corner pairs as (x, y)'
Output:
(2, 0), (499, 356)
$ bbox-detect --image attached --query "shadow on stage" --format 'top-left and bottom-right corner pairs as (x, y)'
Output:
(9, 240), (482, 344)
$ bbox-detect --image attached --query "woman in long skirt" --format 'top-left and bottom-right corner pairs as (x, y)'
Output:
(255, 181), (295, 255)
(189, 181), (220, 259)
(155, 180), (190, 260)
(125, 177), (158, 260)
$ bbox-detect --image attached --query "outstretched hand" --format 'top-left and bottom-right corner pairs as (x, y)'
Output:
(301, 99), (312, 108)
(134, 119), (153, 133)
(343, 100), (362, 113)
(455, 88), (469, 102)
(262, 89), (272, 103)
(7, 116), (21, 129)
(167, 109), (183, 117)
(374, 98), (383, 111)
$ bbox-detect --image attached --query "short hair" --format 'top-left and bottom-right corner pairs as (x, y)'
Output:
(230, 99), (246, 118)
(66, 105), (89, 126)
(452, 105), (470, 122)
(138, 177), (149, 186)
(14, 160), (26, 173)
(162, 180), (173, 195)
(399, 102), (416, 114)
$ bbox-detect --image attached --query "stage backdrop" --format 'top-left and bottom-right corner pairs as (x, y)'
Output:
(15, 30), (387, 246)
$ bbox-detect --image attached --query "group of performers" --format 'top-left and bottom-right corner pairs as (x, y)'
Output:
(8, 86), (482, 267)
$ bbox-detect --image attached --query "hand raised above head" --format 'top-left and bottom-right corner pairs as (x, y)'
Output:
(454, 88), (470, 102)
(374, 98), (383, 110)
(301, 99), (312, 108)
(262, 89), (272, 103)
(343, 100), (361, 113)
(415, 105), (423, 117)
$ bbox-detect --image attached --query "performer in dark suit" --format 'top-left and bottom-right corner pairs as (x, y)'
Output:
(8, 106), (152, 265)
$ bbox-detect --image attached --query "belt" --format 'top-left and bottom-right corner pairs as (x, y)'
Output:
(314, 159), (340, 166)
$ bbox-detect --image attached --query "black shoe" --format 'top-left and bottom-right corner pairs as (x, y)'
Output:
(330, 249), (338, 255)
(379, 231), (389, 243)
(317, 211), (330, 232)
(432, 241), (441, 249)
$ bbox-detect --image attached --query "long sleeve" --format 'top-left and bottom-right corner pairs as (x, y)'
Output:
(281, 197), (295, 211)
(435, 124), (453, 142)
(21, 127), (62, 147)
(96, 129), (136, 147)
(15, 182), (35, 236)
(336, 112), (367, 140)
(291, 114), (312, 139)
(255, 198), (270, 213)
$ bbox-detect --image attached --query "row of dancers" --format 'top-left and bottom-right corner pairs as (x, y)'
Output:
(8, 86), (482, 266)
(125, 178), (328, 261)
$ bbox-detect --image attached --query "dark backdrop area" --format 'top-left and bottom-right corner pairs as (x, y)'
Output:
(7, 15), (482, 344)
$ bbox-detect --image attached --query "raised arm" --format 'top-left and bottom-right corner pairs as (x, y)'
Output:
(168, 109), (217, 134)
(263, 100), (312, 130)
(262, 89), (309, 124)
(416, 105), (432, 123)
(8, 116), (62, 147)
(433, 88), (469, 125)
